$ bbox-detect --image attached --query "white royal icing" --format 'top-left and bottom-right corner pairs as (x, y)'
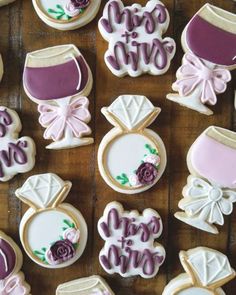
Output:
(98, 0), (176, 77)
(98, 202), (165, 278)
(0, 106), (36, 182)
(16, 173), (88, 269)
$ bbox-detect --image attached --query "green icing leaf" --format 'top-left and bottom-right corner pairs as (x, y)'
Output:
(116, 173), (129, 186)
(145, 143), (158, 155)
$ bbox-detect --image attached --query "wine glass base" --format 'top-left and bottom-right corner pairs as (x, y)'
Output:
(46, 137), (94, 150)
(167, 93), (213, 116)
(174, 212), (219, 234)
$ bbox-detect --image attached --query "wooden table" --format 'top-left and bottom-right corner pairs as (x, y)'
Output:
(0, 0), (235, 294)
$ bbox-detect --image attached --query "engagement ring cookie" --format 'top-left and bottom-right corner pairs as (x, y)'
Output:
(98, 0), (176, 77)
(0, 231), (31, 295)
(56, 275), (115, 295)
(162, 247), (235, 295)
(15, 173), (88, 269)
(175, 126), (236, 234)
(167, 4), (236, 115)
(98, 202), (165, 278)
(23, 44), (93, 150)
(32, 0), (101, 31)
(0, 0), (15, 7)
(0, 106), (36, 182)
(98, 95), (167, 194)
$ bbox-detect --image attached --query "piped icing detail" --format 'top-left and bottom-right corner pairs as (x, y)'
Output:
(0, 106), (36, 182)
(98, 202), (165, 278)
(98, 0), (176, 77)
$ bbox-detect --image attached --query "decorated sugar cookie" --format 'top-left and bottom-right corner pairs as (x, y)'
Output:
(98, 202), (165, 278)
(15, 173), (88, 268)
(0, 231), (31, 294)
(167, 4), (236, 115)
(32, 0), (101, 31)
(162, 247), (235, 295)
(0, 106), (36, 182)
(0, 0), (15, 7)
(98, 0), (176, 77)
(175, 126), (236, 234)
(56, 275), (115, 295)
(98, 95), (166, 194)
(23, 44), (93, 150)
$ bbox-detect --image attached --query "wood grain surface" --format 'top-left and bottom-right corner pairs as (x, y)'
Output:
(0, 0), (235, 294)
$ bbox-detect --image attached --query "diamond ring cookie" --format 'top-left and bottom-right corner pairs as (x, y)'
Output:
(98, 0), (176, 77)
(98, 95), (167, 194)
(0, 231), (31, 294)
(56, 275), (115, 295)
(167, 4), (236, 115)
(32, 0), (101, 31)
(98, 202), (165, 278)
(23, 44), (93, 150)
(0, 106), (36, 182)
(175, 126), (236, 234)
(162, 247), (235, 295)
(15, 173), (88, 269)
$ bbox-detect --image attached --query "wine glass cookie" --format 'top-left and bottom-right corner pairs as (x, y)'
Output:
(98, 95), (167, 194)
(175, 126), (236, 234)
(56, 275), (115, 295)
(162, 247), (235, 295)
(167, 4), (235, 115)
(23, 44), (93, 150)
(98, 0), (176, 77)
(0, 106), (36, 182)
(32, 0), (101, 31)
(0, 231), (31, 294)
(15, 173), (88, 268)
(98, 202), (165, 278)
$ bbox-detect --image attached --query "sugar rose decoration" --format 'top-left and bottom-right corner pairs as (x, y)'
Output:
(98, 202), (165, 278)
(34, 219), (80, 265)
(98, 0), (176, 77)
(47, 0), (90, 20)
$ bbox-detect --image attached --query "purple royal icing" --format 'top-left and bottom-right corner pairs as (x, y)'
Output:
(23, 56), (89, 100)
(0, 238), (16, 280)
(186, 15), (236, 66)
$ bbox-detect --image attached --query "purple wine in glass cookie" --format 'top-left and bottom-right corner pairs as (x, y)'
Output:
(15, 173), (88, 269)
(98, 202), (165, 278)
(98, 0), (176, 77)
(97, 95), (167, 194)
(167, 4), (236, 115)
(0, 106), (36, 182)
(0, 231), (31, 294)
(23, 44), (93, 150)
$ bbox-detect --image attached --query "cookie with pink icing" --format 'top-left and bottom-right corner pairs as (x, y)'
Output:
(98, 201), (165, 278)
(23, 44), (93, 150)
(98, 0), (176, 77)
(167, 4), (236, 115)
(0, 231), (31, 294)
(0, 106), (36, 182)
(175, 126), (236, 234)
